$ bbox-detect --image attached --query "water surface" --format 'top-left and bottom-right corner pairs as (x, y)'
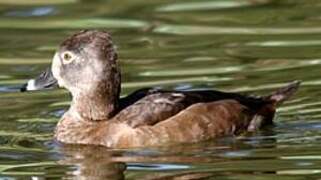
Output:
(0, 0), (321, 179)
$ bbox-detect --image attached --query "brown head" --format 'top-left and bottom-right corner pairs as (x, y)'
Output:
(52, 30), (120, 96)
(22, 30), (121, 120)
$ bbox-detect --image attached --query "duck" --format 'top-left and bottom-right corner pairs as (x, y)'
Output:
(21, 30), (300, 148)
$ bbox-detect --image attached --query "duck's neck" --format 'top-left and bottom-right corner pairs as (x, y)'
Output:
(69, 85), (120, 121)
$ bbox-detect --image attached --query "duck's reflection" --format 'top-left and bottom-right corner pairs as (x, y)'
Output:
(58, 145), (126, 180)
(57, 133), (277, 180)
(57, 143), (222, 179)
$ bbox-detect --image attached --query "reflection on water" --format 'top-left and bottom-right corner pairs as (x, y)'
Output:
(1, 0), (321, 179)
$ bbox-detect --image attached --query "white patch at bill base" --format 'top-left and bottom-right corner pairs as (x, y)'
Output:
(26, 79), (37, 91)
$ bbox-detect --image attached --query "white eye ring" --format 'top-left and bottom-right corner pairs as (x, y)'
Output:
(61, 51), (75, 64)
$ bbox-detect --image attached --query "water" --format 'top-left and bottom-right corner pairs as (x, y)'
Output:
(0, 0), (321, 179)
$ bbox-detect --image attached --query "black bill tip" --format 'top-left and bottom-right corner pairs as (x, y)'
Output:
(20, 83), (27, 92)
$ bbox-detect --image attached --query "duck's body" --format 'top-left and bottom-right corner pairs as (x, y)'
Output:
(22, 30), (300, 148)
(55, 84), (298, 148)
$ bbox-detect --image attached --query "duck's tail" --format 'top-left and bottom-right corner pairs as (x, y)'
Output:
(248, 81), (301, 131)
(264, 80), (301, 106)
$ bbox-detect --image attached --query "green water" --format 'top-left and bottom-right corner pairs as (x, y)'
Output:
(0, 0), (321, 179)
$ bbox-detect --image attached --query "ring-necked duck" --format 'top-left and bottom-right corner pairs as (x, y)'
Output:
(21, 30), (300, 148)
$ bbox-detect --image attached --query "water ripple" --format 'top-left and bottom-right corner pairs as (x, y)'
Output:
(154, 24), (321, 35)
(157, 0), (269, 12)
(0, 0), (77, 5)
(0, 18), (149, 29)
(5, 7), (56, 17)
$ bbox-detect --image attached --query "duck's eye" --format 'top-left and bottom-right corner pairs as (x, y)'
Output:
(62, 52), (74, 64)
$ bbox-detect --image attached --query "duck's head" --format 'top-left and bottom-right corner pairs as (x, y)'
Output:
(21, 30), (121, 98)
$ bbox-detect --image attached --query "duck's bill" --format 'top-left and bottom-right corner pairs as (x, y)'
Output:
(20, 67), (58, 92)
